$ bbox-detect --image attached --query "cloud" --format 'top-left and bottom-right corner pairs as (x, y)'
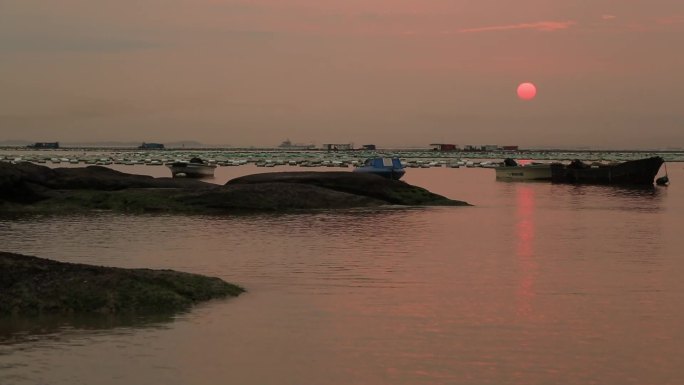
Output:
(459, 20), (576, 33)
(0, 35), (162, 54)
(601, 15), (617, 20)
(656, 15), (684, 25)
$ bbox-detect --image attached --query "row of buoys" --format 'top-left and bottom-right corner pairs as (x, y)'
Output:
(2, 149), (680, 168)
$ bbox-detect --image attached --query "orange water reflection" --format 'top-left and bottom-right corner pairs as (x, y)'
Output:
(515, 185), (538, 319)
(2, 165), (684, 385)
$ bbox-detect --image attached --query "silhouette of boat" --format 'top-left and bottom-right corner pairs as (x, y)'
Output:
(494, 158), (552, 181)
(550, 156), (664, 185)
(278, 139), (315, 150)
(167, 157), (216, 178)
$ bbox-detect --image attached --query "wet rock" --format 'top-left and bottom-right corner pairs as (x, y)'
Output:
(0, 163), (470, 213)
(0, 252), (244, 316)
(228, 171), (470, 206)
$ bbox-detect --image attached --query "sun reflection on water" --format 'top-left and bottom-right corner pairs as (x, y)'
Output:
(515, 185), (538, 319)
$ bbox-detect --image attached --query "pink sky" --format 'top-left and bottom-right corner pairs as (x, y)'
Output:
(1, 0), (683, 149)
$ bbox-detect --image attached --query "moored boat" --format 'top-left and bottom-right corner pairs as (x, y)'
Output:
(353, 157), (405, 180)
(550, 156), (664, 185)
(278, 139), (316, 150)
(167, 157), (216, 178)
(494, 159), (552, 181)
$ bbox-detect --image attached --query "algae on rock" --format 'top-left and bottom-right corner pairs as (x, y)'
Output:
(0, 252), (244, 316)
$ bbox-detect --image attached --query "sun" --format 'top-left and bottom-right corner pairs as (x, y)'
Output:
(517, 82), (537, 100)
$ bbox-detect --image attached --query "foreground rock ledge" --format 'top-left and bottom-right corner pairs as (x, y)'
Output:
(0, 162), (470, 213)
(0, 252), (245, 316)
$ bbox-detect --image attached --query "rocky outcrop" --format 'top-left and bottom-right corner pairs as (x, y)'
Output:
(0, 162), (209, 203)
(0, 162), (469, 213)
(227, 171), (467, 206)
(0, 252), (244, 316)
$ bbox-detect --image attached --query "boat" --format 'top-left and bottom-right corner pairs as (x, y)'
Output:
(278, 139), (316, 150)
(550, 156), (664, 185)
(167, 157), (216, 178)
(353, 157), (405, 180)
(494, 158), (552, 181)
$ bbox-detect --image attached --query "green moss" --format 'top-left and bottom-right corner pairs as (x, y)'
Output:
(1, 166), (471, 214)
(0, 252), (245, 316)
(381, 185), (468, 206)
(4, 189), (200, 214)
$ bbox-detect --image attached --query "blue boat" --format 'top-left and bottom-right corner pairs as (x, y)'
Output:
(353, 157), (406, 180)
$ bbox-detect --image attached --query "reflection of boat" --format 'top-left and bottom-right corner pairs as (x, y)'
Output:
(353, 157), (405, 180)
(167, 157), (216, 178)
(550, 156), (664, 185)
(494, 158), (552, 181)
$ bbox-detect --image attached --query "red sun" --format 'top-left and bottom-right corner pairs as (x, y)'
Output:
(517, 82), (537, 100)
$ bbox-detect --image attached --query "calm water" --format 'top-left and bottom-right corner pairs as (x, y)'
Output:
(1, 165), (683, 385)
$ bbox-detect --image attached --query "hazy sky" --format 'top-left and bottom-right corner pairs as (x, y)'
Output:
(1, 0), (683, 148)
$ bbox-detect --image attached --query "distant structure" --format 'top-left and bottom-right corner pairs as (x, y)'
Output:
(27, 142), (59, 149)
(463, 144), (501, 151)
(361, 144), (376, 150)
(430, 143), (458, 151)
(278, 139), (315, 150)
(435, 143), (521, 152)
(323, 143), (354, 151)
(139, 142), (165, 150)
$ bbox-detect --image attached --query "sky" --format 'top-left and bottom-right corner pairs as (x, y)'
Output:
(1, 0), (683, 149)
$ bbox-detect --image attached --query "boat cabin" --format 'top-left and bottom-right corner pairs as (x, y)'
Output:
(362, 157), (403, 169)
(27, 142), (59, 149)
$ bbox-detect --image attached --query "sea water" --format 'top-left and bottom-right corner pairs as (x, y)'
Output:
(1, 164), (682, 385)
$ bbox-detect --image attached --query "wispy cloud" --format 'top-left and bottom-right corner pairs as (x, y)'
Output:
(459, 20), (576, 33)
(0, 35), (162, 54)
(601, 15), (617, 20)
(656, 15), (684, 25)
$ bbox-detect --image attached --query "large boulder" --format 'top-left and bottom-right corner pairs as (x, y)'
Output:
(0, 252), (244, 316)
(0, 162), (212, 204)
(0, 163), (470, 212)
(179, 182), (385, 211)
(0, 162), (209, 192)
(227, 171), (469, 206)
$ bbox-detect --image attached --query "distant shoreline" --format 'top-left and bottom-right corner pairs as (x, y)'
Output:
(2, 146), (684, 153)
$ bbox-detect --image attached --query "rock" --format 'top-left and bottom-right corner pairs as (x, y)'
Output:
(227, 171), (469, 206)
(0, 252), (244, 316)
(0, 163), (470, 213)
(178, 182), (385, 211)
(0, 162), (209, 193)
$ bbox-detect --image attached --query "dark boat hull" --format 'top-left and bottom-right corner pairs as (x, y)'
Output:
(353, 167), (405, 180)
(550, 157), (664, 185)
(167, 162), (216, 178)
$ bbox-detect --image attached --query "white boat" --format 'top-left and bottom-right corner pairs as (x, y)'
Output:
(494, 159), (552, 181)
(167, 157), (216, 178)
